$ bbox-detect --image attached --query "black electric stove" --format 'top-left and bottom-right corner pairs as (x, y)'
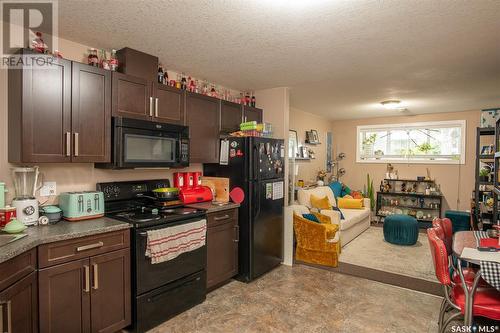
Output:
(96, 179), (207, 333)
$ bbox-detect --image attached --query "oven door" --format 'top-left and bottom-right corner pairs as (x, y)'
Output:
(133, 218), (207, 295)
(115, 126), (181, 168)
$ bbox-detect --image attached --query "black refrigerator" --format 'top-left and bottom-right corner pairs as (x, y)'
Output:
(203, 137), (285, 282)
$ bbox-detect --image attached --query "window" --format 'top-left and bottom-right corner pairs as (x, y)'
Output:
(356, 120), (466, 164)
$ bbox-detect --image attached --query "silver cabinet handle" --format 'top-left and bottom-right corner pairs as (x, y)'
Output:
(66, 132), (71, 156)
(74, 132), (79, 156)
(149, 96), (153, 116)
(155, 97), (159, 117)
(92, 263), (99, 290)
(213, 214), (230, 221)
(76, 241), (104, 252)
(234, 225), (239, 243)
(83, 265), (90, 292)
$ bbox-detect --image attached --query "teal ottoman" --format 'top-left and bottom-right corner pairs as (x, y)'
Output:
(383, 214), (419, 245)
(444, 210), (470, 233)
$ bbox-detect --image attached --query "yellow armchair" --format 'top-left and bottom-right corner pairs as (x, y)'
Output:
(293, 213), (341, 267)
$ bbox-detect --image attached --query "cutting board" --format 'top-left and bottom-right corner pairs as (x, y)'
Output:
(201, 177), (230, 203)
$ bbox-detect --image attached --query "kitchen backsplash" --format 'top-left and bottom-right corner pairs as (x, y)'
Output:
(2, 163), (203, 205)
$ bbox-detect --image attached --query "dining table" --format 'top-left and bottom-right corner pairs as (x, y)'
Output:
(452, 230), (500, 326)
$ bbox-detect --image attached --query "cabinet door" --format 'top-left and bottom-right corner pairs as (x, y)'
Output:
(243, 106), (263, 123)
(153, 83), (185, 125)
(39, 259), (91, 333)
(90, 249), (131, 333)
(0, 271), (37, 333)
(72, 63), (111, 163)
(207, 213), (238, 289)
(19, 58), (72, 162)
(220, 100), (242, 133)
(112, 72), (151, 121)
(185, 92), (220, 163)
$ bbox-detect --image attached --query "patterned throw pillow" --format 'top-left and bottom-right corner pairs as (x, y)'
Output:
(302, 213), (320, 223)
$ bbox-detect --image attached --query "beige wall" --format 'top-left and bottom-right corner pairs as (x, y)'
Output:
(0, 37), (204, 204)
(331, 110), (480, 212)
(289, 107), (334, 182)
(255, 87), (289, 140)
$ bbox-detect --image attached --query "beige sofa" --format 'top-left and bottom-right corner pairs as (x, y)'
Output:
(294, 186), (371, 246)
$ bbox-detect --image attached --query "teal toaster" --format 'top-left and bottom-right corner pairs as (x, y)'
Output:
(59, 191), (105, 221)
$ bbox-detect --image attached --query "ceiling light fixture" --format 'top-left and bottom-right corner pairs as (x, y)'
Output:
(380, 100), (402, 110)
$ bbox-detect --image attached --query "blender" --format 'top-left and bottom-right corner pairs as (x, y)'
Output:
(11, 167), (42, 225)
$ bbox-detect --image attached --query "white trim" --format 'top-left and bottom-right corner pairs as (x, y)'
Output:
(356, 120), (466, 165)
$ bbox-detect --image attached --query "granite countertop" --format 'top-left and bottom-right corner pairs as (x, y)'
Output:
(0, 217), (130, 264)
(187, 201), (240, 213)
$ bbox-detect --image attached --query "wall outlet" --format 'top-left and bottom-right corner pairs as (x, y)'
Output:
(40, 182), (57, 197)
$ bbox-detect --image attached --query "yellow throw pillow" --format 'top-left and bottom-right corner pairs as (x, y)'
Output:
(337, 198), (364, 209)
(310, 195), (331, 210)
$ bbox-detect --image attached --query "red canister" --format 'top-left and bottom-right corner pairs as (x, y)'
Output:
(193, 172), (202, 187)
(185, 172), (194, 187)
(0, 207), (16, 227)
(173, 172), (186, 188)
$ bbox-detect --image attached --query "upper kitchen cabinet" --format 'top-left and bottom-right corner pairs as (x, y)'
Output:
(153, 83), (185, 125)
(243, 105), (263, 123)
(185, 92), (220, 163)
(220, 100), (243, 133)
(112, 72), (152, 121)
(8, 55), (72, 163)
(8, 52), (112, 163)
(71, 63), (111, 163)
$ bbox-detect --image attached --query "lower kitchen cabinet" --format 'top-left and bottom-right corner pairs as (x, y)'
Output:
(206, 209), (239, 290)
(38, 230), (131, 333)
(39, 259), (91, 333)
(0, 271), (38, 333)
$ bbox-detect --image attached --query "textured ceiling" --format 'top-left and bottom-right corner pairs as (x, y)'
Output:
(57, 0), (500, 120)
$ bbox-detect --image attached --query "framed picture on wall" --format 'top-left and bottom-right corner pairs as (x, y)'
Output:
(289, 130), (298, 158)
(311, 130), (319, 143)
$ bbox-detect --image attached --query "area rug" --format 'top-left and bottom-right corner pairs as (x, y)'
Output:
(340, 227), (436, 282)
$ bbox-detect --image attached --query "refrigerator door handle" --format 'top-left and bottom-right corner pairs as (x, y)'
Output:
(253, 144), (259, 181)
(253, 182), (261, 221)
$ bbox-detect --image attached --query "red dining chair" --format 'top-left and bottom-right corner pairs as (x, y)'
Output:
(427, 228), (500, 332)
(432, 218), (453, 254)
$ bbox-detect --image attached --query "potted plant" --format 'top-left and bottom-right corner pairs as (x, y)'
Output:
(479, 168), (490, 182)
(362, 134), (377, 157)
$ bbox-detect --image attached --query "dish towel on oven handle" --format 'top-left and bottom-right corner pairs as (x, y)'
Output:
(145, 219), (207, 264)
(473, 230), (500, 291)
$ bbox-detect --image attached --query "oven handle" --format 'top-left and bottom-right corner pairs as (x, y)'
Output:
(139, 232), (147, 237)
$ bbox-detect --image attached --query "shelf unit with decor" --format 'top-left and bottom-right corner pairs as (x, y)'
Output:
(490, 119), (500, 229)
(376, 179), (443, 228)
(474, 127), (496, 229)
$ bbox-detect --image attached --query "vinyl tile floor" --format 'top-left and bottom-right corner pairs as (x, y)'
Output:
(149, 264), (442, 333)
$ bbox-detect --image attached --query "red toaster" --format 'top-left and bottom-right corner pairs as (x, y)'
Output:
(179, 186), (213, 204)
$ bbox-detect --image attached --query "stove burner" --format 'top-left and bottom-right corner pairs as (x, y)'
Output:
(115, 212), (162, 223)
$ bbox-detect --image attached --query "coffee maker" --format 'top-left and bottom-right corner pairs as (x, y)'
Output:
(11, 167), (41, 225)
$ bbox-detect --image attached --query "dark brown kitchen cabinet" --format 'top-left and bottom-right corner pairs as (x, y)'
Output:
(112, 71), (152, 121)
(153, 83), (185, 125)
(72, 63), (111, 163)
(206, 208), (239, 290)
(243, 105), (263, 123)
(0, 250), (38, 333)
(90, 249), (131, 333)
(220, 100), (243, 133)
(39, 259), (91, 333)
(38, 230), (131, 333)
(8, 50), (111, 163)
(8, 56), (72, 163)
(185, 92), (220, 163)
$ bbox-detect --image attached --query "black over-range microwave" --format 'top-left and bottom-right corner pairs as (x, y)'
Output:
(95, 117), (189, 169)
